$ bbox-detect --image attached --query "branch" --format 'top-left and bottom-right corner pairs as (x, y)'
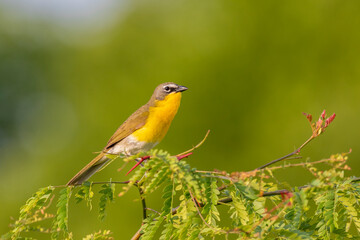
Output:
(127, 130), (210, 175)
(129, 185), (147, 240)
(53, 181), (129, 188)
(229, 151), (351, 181)
(256, 136), (314, 170)
(176, 130), (210, 157)
(219, 176), (360, 202)
(255, 110), (336, 170)
(137, 187), (147, 220)
(188, 190), (221, 233)
(129, 174), (360, 239)
(130, 229), (142, 240)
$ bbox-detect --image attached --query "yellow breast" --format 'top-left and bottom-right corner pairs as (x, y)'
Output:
(132, 92), (182, 143)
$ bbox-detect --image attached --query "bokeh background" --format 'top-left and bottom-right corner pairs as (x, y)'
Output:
(1, 0), (360, 238)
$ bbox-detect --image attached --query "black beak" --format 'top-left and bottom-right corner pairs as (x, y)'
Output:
(176, 85), (188, 92)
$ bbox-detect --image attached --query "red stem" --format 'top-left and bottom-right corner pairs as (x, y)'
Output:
(126, 156), (151, 175)
(177, 152), (193, 160)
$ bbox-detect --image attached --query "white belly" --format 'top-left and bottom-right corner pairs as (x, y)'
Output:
(107, 134), (158, 156)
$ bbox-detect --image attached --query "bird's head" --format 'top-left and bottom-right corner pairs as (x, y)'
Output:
(153, 82), (188, 100)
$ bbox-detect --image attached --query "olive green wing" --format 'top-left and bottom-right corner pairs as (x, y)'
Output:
(105, 104), (150, 150)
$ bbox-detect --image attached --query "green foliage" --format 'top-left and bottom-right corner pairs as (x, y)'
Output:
(2, 186), (54, 239)
(82, 230), (113, 240)
(3, 150), (360, 239)
(75, 181), (94, 210)
(202, 178), (220, 226)
(127, 150), (360, 239)
(51, 187), (72, 239)
(141, 183), (170, 240)
(98, 183), (115, 221)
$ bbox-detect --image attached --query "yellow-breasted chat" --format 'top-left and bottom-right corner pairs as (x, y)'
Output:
(66, 82), (188, 186)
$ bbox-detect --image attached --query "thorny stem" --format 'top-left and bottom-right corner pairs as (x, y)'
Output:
(145, 208), (161, 216)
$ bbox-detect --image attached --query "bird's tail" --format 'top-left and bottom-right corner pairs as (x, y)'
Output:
(66, 152), (109, 186)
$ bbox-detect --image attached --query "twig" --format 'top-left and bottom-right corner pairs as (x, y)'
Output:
(200, 175), (232, 181)
(176, 152), (193, 161)
(130, 228), (142, 240)
(231, 153), (350, 180)
(145, 208), (161, 216)
(138, 187), (147, 220)
(188, 190), (217, 231)
(188, 190), (242, 236)
(129, 184), (147, 240)
(127, 130), (210, 176)
(196, 170), (228, 175)
(247, 198), (291, 238)
(255, 110), (336, 170)
(176, 130), (210, 157)
(261, 186), (308, 197)
(256, 136), (314, 170)
(199, 154), (349, 193)
(53, 181), (130, 188)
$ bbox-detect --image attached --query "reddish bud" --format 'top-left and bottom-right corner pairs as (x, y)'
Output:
(303, 112), (312, 122)
(325, 113), (336, 127)
(316, 119), (323, 129)
(321, 110), (326, 119)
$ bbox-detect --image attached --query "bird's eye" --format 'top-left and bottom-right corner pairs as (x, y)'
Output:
(164, 86), (171, 92)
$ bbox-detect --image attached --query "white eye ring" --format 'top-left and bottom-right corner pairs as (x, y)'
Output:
(164, 86), (171, 92)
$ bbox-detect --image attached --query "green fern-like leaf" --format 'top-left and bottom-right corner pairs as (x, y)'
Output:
(229, 191), (249, 226)
(275, 223), (315, 240)
(5, 186), (54, 239)
(159, 220), (174, 240)
(52, 187), (72, 239)
(75, 181), (94, 210)
(98, 183), (115, 221)
(82, 229), (113, 240)
(143, 165), (170, 195)
(202, 178), (220, 226)
(337, 182), (360, 233)
(141, 180), (174, 240)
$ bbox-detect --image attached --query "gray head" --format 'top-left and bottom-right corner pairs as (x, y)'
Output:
(151, 82), (188, 100)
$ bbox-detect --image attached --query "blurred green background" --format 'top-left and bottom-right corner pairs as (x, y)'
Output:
(1, 0), (360, 238)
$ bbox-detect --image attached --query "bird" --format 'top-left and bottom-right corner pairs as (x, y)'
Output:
(66, 82), (188, 186)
